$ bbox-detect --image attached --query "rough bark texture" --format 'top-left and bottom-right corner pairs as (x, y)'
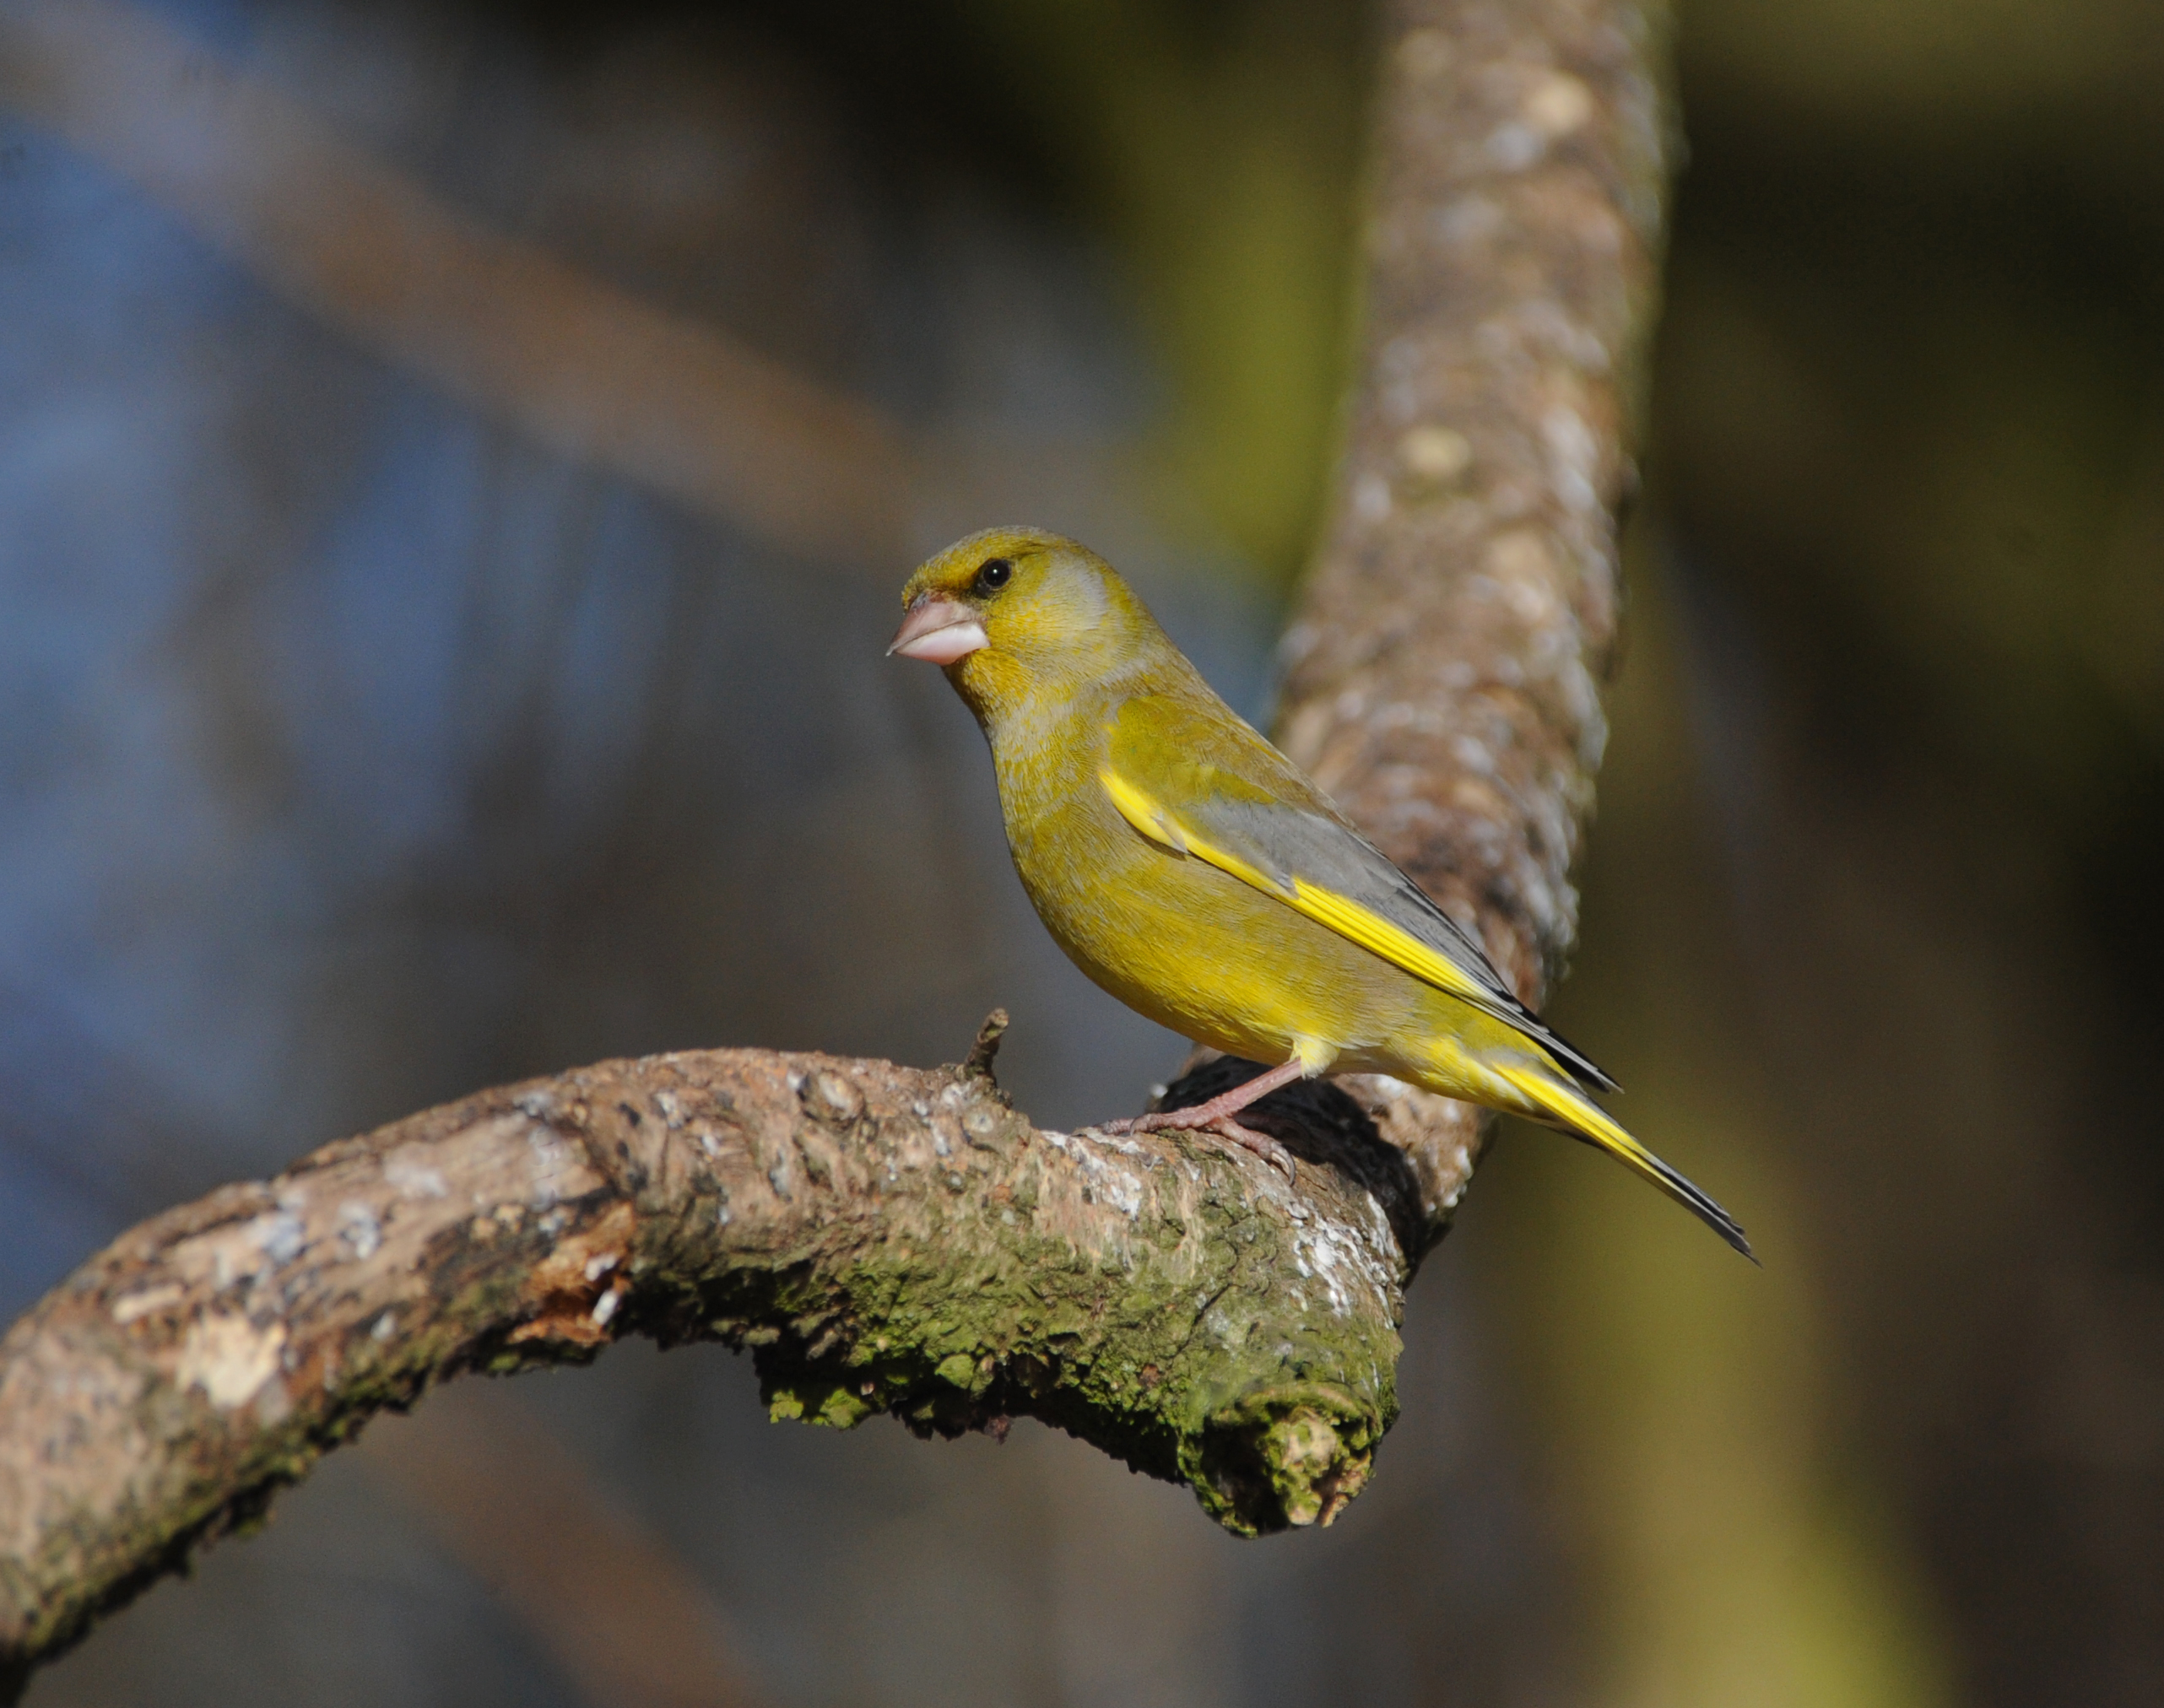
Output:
(0, 1036), (1418, 1690)
(1279, 0), (1669, 1239)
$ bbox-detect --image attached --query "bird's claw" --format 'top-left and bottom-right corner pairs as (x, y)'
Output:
(1206, 1116), (1298, 1184)
(1105, 1109), (1297, 1184)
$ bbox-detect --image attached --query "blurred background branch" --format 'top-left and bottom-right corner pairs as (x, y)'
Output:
(0, 0), (920, 564)
(360, 1381), (763, 1708)
(0, 0), (1258, 570)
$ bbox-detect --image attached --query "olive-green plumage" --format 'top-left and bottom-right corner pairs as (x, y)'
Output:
(893, 527), (1749, 1257)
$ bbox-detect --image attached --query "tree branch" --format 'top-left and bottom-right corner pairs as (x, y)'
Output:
(1278, 0), (1670, 1240)
(0, 1040), (1420, 1688)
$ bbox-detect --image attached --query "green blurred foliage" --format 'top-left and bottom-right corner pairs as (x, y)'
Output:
(1465, 0), (2164, 1701)
(1479, 559), (1956, 1708)
(1685, 0), (2161, 134)
(955, 0), (1374, 581)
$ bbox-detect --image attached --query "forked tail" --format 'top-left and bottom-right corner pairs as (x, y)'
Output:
(1493, 1062), (1756, 1261)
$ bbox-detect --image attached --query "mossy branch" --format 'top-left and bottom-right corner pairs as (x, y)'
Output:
(0, 1040), (1421, 1693)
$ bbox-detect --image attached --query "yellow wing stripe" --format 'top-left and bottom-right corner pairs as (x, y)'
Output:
(1100, 765), (1186, 853)
(1288, 878), (1495, 1007)
(1101, 762), (1493, 1007)
(1103, 765), (1301, 900)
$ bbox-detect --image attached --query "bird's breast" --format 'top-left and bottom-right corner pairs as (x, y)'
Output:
(988, 722), (1415, 1067)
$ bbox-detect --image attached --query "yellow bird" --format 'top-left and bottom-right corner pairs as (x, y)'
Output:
(890, 527), (1750, 1257)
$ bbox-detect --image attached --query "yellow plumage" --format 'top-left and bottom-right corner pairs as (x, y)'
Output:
(890, 527), (1750, 1257)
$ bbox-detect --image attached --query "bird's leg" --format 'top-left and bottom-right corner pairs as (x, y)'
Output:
(1106, 1058), (1308, 1183)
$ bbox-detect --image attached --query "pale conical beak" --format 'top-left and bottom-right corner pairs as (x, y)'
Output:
(888, 596), (988, 665)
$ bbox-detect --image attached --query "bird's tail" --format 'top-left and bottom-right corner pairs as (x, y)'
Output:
(1491, 1061), (1756, 1262)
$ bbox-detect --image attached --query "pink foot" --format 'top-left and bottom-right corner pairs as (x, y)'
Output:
(1105, 1105), (1297, 1184)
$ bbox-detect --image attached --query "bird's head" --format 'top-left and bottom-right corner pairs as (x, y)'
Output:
(889, 527), (1164, 726)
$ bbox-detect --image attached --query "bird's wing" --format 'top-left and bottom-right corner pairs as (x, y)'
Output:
(1101, 693), (1617, 1093)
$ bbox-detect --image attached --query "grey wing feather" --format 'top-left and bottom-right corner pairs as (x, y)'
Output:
(1182, 790), (1621, 1094)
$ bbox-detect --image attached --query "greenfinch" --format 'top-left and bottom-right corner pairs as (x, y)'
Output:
(890, 527), (1750, 1257)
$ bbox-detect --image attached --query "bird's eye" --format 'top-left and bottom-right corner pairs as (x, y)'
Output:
(973, 558), (1013, 595)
